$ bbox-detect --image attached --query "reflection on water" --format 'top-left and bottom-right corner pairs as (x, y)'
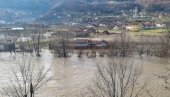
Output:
(0, 50), (170, 97)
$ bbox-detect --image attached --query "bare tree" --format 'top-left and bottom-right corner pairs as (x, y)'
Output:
(54, 31), (73, 57)
(158, 65), (170, 91)
(78, 50), (83, 57)
(84, 58), (150, 97)
(109, 38), (119, 57)
(158, 34), (170, 57)
(108, 31), (131, 57)
(136, 35), (153, 56)
(156, 21), (170, 57)
(119, 30), (131, 57)
(136, 34), (145, 56)
(31, 29), (41, 57)
(0, 57), (51, 97)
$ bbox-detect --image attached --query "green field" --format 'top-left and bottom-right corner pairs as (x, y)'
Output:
(131, 28), (168, 36)
(139, 28), (167, 33)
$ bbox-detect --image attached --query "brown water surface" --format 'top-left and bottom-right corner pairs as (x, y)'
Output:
(0, 50), (170, 97)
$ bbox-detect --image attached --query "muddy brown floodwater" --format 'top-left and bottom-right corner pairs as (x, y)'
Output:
(0, 50), (170, 97)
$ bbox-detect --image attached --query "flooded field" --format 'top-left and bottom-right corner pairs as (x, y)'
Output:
(0, 50), (170, 97)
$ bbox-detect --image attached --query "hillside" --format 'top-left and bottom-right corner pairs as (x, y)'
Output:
(38, 1), (141, 23)
(0, 0), (50, 12)
(0, 0), (51, 23)
(137, 0), (170, 12)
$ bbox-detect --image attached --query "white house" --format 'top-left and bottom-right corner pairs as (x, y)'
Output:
(12, 27), (25, 30)
(17, 37), (31, 42)
(155, 23), (165, 28)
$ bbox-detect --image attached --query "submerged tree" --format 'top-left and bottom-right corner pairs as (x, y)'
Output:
(31, 29), (41, 57)
(120, 30), (132, 57)
(54, 31), (73, 57)
(0, 57), (51, 97)
(156, 21), (170, 57)
(83, 58), (151, 97)
(158, 65), (170, 91)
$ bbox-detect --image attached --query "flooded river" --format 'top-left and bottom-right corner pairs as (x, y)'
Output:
(0, 50), (170, 97)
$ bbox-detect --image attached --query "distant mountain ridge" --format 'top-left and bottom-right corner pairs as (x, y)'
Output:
(0, 0), (49, 12)
(0, 0), (170, 23)
(137, 0), (170, 12)
(0, 0), (51, 23)
(38, 0), (170, 23)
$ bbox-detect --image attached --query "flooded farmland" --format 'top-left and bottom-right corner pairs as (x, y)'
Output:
(0, 0), (170, 97)
(0, 50), (170, 97)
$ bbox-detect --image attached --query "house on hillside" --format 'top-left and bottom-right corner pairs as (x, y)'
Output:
(12, 27), (25, 30)
(155, 23), (165, 28)
(125, 23), (142, 32)
(17, 37), (31, 42)
(141, 22), (157, 30)
(74, 39), (91, 49)
(74, 39), (109, 49)
(97, 40), (108, 49)
(87, 28), (96, 33)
